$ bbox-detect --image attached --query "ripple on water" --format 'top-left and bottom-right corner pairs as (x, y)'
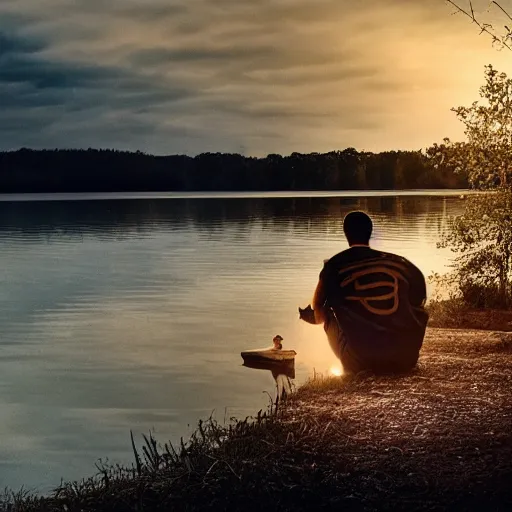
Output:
(0, 193), (465, 491)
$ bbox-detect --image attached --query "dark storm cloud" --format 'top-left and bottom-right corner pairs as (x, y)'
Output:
(0, 32), (44, 56)
(0, 27), (197, 150)
(129, 46), (277, 67)
(0, 30), (192, 99)
(0, 33), (115, 90)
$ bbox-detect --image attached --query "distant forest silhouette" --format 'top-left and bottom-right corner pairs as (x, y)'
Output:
(0, 148), (467, 193)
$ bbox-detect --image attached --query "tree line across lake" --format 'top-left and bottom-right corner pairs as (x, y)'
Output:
(0, 148), (467, 193)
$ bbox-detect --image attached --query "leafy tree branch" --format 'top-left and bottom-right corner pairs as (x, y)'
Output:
(428, 65), (512, 308)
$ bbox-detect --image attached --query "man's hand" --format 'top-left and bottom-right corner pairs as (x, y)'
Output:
(299, 305), (317, 324)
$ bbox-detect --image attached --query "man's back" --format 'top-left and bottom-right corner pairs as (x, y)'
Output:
(320, 246), (428, 370)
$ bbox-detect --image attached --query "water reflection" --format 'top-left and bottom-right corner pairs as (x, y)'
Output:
(242, 359), (295, 400)
(0, 195), (459, 243)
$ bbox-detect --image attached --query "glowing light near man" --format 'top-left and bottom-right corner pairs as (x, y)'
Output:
(330, 366), (343, 377)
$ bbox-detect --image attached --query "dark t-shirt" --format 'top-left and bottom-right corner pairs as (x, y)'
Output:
(320, 246), (428, 361)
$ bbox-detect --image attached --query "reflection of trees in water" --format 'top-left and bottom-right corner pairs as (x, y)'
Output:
(359, 197), (465, 242)
(0, 196), (465, 243)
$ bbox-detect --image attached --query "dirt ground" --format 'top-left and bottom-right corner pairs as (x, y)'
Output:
(281, 328), (512, 510)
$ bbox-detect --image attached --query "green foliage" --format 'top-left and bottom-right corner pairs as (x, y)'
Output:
(427, 65), (512, 309)
(425, 295), (468, 328)
(439, 192), (512, 308)
(427, 65), (512, 190)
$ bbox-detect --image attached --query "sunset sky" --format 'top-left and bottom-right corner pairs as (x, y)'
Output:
(1, 0), (511, 156)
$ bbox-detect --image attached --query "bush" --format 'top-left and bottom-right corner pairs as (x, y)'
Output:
(459, 279), (510, 309)
(427, 66), (512, 310)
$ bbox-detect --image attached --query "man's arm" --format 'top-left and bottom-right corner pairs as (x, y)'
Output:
(299, 274), (327, 325)
(312, 278), (327, 323)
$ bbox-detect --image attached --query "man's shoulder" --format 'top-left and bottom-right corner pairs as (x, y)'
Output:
(324, 248), (357, 267)
(326, 247), (381, 265)
(325, 248), (423, 276)
(373, 250), (425, 281)
(322, 247), (375, 276)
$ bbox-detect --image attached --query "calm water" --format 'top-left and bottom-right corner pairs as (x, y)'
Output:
(0, 191), (465, 491)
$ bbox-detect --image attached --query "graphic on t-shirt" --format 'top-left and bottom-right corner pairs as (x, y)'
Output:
(340, 265), (405, 316)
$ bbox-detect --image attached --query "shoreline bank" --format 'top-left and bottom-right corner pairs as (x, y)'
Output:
(427, 300), (512, 332)
(2, 327), (511, 511)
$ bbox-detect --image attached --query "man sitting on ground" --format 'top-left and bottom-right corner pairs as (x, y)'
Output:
(299, 211), (428, 374)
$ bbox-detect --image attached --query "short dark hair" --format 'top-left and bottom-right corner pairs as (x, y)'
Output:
(343, 211), (373, 245)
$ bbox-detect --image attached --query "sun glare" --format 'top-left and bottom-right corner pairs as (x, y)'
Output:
(330, 365), (343, 377)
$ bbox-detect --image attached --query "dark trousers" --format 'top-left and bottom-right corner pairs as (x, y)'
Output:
(324, 310), (418, 375)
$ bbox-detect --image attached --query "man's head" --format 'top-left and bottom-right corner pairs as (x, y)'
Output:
(343, 211), (373, 246)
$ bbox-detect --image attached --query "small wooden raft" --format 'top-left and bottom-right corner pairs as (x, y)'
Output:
(241, 348), (297, 363)
(241, 335), (296, 364)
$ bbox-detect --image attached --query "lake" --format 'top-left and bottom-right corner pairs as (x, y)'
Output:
(0, 191), (466, 492)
